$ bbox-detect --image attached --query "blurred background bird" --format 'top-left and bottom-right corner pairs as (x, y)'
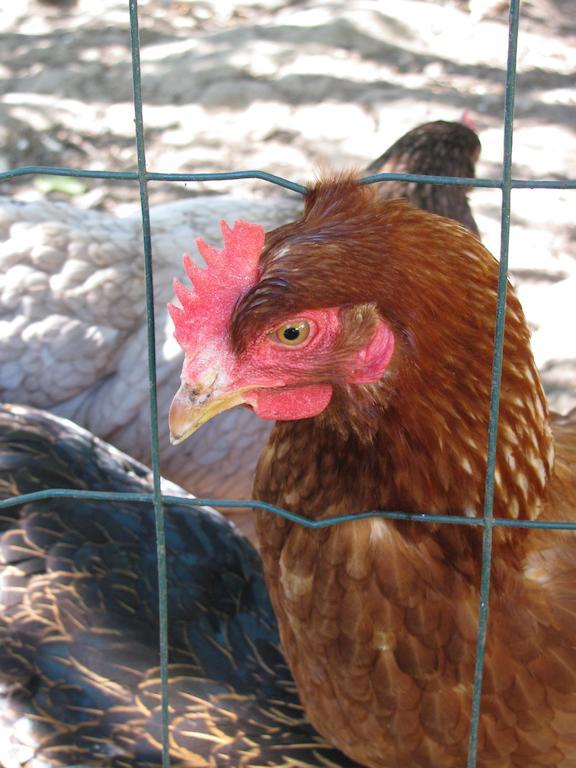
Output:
(0, 119), (482, 542)
(168, 176), (576, 767)
(0, 402), (361, 768)
(367, 118), (481, 236)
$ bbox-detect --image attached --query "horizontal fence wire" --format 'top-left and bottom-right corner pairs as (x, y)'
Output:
(2, 489), (576, 532)
(0, 1), (574, 767)
(3, 164), (576, 190)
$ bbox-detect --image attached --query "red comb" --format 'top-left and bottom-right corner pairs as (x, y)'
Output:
(460, 111), (477, 132)
(169, 219), (265, 350)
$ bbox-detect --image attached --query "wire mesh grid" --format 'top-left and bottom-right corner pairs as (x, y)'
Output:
(0, 1), (575, 767)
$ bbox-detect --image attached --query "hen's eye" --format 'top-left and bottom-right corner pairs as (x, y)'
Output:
(272, 319), (311, 347)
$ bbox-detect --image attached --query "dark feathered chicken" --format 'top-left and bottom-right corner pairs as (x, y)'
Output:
(367, 119), (481, 235)
(0, 403), (359, 767)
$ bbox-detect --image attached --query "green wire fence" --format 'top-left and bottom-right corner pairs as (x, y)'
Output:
(1, 1), (575, 767)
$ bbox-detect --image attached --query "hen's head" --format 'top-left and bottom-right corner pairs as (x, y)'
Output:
(168, 195), (396, 444)
(169, 175), (552, 521)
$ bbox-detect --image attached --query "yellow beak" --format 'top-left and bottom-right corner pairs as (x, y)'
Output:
(168, 382), (249, 445)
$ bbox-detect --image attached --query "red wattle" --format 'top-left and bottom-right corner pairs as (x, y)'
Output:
(250, 384), (333, 421)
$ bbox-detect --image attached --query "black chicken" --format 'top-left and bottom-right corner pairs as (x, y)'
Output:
(0, 404), (358, 767)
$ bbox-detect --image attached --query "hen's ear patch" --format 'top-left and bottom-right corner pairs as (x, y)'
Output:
(348, 319), (395, 384)
(169, 219), (265, 350)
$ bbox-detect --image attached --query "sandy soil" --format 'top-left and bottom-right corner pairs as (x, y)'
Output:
(1, 0), (575, 409)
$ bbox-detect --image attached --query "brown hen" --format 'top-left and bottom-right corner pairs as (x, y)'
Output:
(168, 175), (576, 768)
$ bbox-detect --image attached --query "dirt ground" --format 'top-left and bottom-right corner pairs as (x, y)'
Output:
(1, 0), (575, 410)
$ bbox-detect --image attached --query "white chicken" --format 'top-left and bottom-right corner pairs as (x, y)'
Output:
(0, 194), (300, 535)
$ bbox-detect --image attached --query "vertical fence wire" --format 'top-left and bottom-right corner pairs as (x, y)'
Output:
(466, 0), (521, 764)
(128, 1), (171, 765)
